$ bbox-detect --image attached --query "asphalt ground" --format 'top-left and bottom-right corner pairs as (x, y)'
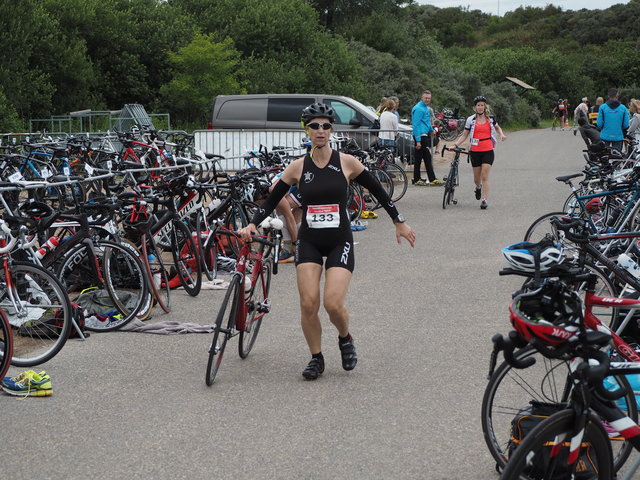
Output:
(4, 127), (637, 479)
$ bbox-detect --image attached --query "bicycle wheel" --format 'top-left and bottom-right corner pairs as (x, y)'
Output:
(0, 262), (72, 366)
(100, 241), (148, 327)
(384, 162), (408, 203)
(170, 220), (202, 297)
(239, 260), (272, 358)
(442, 186), (452, 209)
(481, 346), (635, 473)
(195, 209), (217, 281)
(440, 126), (458, 142)
(0, 308), (13, 379)
(347, 183), (364, 222)
(206, 274), (241, 385)
(140, 233), (171, 313)
(367, 166), (394, 211)
(524, 211), (582, 258)
(500, 409), (613, 480)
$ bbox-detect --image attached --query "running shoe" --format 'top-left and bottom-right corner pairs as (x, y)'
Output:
(278, 250), (295, 264)
(475, 186), (482, 200)
(2, 370), (53, 397)
(480, 199), (488, 210)
(339, 335), (358, 371)
(302, 357), (324, 380)
(429, 179), (444, 186)
(412, 179), (428, 186)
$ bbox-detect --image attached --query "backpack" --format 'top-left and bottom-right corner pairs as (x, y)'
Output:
(371, 118), (381, 130)
(508, 401), (598, 479)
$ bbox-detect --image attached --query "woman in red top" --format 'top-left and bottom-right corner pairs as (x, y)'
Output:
(451, 96), (506, 209)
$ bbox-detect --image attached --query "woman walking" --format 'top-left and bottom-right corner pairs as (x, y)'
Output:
(239, 103), (416, 380)
(451, 96), (506, 210)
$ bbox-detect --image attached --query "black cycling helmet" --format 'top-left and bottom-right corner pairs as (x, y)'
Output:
(301, 103), (336, 125)
(473, 95), (487, 105)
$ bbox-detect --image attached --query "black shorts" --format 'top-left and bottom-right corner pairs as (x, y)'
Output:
(470, 150), (495, 168)
(295, 234), (355, 272)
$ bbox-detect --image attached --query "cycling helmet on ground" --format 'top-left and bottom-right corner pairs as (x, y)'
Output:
(301, 103), (336, 125)
(473, 96), (487, 105)
(502, 238), (564, 272)
(509, 282), (582, 346)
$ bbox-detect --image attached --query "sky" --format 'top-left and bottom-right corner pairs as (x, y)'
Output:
(417, 0), (630, 16)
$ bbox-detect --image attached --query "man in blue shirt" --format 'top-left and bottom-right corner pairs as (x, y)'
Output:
(411, 91), (442, 186)
(597, 88), (629, 151)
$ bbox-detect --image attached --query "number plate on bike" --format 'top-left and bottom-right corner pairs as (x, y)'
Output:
(307, 204), (340, 229)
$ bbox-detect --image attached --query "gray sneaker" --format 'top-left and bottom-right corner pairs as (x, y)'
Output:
(480, 199), (488, 210)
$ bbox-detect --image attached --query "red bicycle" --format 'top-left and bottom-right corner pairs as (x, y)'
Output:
(205, 217), (282, 386)
(0, 229), (15, 379)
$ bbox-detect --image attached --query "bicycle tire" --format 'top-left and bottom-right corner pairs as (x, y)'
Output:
(206, 274), (241, 385)
(499, 409), (613, 480)
(195, 209), (217, 281)
(348, 183), (364, 222)
(100, 240), (148, 327)
(140, 233), (171, 313)
(367, 166), (394, 211)
(170, 220), (202, 297)
(239, 260), (272, 358)
(440, 125), (460, 142)
(0, 308), (13, 379)
(442, 186), (451, 209)
(481, 346), (635, 474)
(384, 162), (408, 203)
(1, 262), (72, 366)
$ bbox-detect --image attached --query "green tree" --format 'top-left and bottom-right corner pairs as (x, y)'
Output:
(159, 34), (244, 125)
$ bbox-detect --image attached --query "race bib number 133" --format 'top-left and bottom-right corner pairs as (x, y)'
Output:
(307, 204), (340, 229)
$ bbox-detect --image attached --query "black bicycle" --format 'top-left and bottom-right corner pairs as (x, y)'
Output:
(441, 146), (468, 209)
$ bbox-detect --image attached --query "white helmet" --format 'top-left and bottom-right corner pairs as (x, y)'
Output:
(502, 239), (564, 272)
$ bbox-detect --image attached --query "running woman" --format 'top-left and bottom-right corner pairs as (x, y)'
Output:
(239, 103), (416, 380)
(451, 96), (507, 210)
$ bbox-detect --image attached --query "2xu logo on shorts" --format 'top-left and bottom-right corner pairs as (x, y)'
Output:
(341, 242), (351, 265)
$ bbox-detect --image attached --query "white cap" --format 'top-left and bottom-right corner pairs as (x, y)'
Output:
(582, 97), (588, 102)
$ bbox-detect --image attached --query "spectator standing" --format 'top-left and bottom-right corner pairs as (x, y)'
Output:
(589, 97), (604, 125)
(574, 97), (589, 124)
(597, 88), (630, 151)
(451, 95), (507, 210)
(411, 90), (442, 186)
(375, 97), (388, 116)
(627, 99), (640, 143)
(390, 95), (401, 121)
(378, 98), (398, 149)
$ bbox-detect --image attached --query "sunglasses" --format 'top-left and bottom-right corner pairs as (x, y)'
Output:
(307, 122), (333, 130)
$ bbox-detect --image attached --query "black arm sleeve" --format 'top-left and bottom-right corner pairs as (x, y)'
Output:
(249, 179), (291, 226)
(353, 169), (400, 221)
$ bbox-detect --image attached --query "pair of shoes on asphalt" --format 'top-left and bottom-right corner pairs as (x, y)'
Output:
(1, 370), (53, 397)
(350, 221), (366, 231)
(413, 178), (444, 186)
(302, 336), (358, 380)
(278, 250), (295, 264)
(360, 210), (378, 219)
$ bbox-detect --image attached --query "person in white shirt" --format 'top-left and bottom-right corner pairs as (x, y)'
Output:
(628, 99), (640, 143)
(378, 98), (398, 149)
(574, 97), (589, 124)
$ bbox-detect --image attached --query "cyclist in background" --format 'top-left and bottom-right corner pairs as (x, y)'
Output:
(451, 96), (507, 210)
(239, 103), (416, 380)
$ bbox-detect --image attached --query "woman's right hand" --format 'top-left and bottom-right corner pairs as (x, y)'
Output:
(238, 223), (257, 242)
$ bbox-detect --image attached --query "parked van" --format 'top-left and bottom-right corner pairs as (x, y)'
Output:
(210, 94), (414, 161)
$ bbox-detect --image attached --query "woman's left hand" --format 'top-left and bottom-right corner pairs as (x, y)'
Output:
(395, 223), (416, 248)
(500, 133), (507, 141)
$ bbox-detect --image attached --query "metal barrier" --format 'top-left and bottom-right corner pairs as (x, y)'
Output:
(193, 129), (385, 170)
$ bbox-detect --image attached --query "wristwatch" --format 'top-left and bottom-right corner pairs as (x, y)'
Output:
(393, 215), (406, 224)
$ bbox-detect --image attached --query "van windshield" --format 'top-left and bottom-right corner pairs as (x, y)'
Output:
(323, 99), (373, 127)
